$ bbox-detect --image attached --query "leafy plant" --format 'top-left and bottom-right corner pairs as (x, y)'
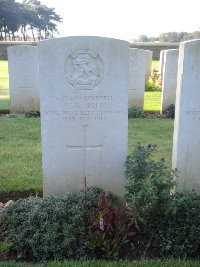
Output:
(124, 144), (175, 226)
(0, 241), (12, 253)
(164, 104), (175, 119)
(128, 106), (145, 118)
(7, 111), (40, 118)
(145, 70), (162, 92)
(85, 192), (128, 260)
(146, 191), (200, 257)
(0, 188), (119, 261)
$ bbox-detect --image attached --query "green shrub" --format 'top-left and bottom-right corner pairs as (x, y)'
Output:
(7, 111), (40, 118)
(0, 241), (12, 253)
(124, 143), (200, 258)
(145, 70), (162, 92)
(146, 191), (200, 257)
(128, 106), (145, 118)
(24, 111), (40, 118)
(0, 188), (104, 261)
(124, 144), (175, 225)
(0, 188), (128, 261)
(164, 104), (175, 119)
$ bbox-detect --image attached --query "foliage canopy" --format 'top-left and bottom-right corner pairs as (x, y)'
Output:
(0, 0), (62, 41)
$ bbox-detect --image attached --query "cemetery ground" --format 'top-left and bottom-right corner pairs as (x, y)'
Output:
(1, 60), (200, 266)
(2, 259), (200, 267)
(0, 117), (173, 198)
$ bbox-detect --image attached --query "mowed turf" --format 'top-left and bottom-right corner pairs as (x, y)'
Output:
(144, 91), (161, 112)
(1, 259), (200, 267)
(0, 60), (10, 111)
(0, 118), (42, 195)
(0, 117), (174, 196)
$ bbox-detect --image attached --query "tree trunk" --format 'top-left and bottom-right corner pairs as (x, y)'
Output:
(12, 32), (16, 41)
(31, 26), (36, 42)
(0, 31), (3, 40)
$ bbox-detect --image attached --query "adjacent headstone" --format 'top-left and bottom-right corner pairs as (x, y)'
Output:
(7, 45), (39, 112)
(145, 50), (153, 80)
(129, 48), (146, 108)
(172, 39), (200, 193)
(160, 49), (179, 113)
(159, 50), (167, 78)
(38, 36), (129, 196)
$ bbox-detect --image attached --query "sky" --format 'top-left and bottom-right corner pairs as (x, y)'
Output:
(21, 0), (200, 40)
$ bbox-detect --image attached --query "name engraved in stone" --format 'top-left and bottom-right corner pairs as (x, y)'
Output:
(43, 95), (123, 121)
(65, 49), (104, 90)
(53, 95), (113, 102)
(186, 108), (200, 120)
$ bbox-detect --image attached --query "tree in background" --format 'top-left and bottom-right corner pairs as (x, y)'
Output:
(0, 0), (62, 41)
(134, 31), (200, 42)
(158, 31), (200, 42)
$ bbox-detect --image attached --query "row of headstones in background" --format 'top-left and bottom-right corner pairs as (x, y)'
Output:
(7, 45), (152, 112)
(129, 48), (152, 108)
(159, 50), (165, 78)
(160, 49), (179, 113)
(7, 45), (40, 112)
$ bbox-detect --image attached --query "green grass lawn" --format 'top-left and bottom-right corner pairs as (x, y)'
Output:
(0, 60), (9, 111)
(0, 117), (174, 197)
(1, 259), (200, 267)
(128, 118), (174, 164)
(144, 91), (161, 112)
(0, 118), (42, 196)
(143, 60), (161, 112)
(152, 60), (159, 71)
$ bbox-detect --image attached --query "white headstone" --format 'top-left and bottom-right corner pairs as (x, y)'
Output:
(38, 37), (129, 196)
(145, 50), (153, 80)
(161, 49), (179, 113)
(172, 39), (200, 193)
(129, 48), (146, 108)
(7, 45), (39, 112)
(159, 50), (167, 78)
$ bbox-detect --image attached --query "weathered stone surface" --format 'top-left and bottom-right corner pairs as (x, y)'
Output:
(161, 49), (179, 113)
(172, 39), (200, 193)
(145, 50), (153, 80)
(38, 37), (129, 196)
(159, 50), (167, 77)
(129, 48), (146, 108)
(7, 45), (39, 112)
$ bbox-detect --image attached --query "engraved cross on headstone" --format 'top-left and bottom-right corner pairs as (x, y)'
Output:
(66, 125), (103, 178)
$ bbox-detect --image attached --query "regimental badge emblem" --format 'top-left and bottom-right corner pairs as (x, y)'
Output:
(65, 49), (104, 90)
